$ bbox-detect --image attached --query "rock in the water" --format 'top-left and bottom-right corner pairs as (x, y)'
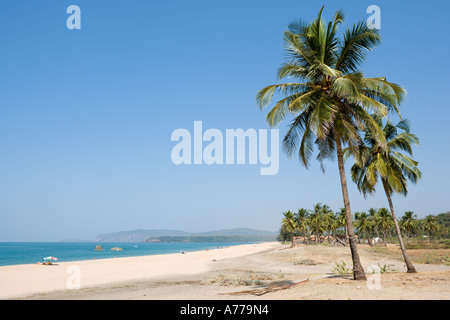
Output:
(110, 247), (124, 251)
(94, 245), (104, 251)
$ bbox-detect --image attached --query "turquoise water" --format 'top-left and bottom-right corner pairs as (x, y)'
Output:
(0, 242), (253, 266)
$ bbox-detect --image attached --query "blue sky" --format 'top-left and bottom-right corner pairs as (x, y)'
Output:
(0, 0), (449, 241)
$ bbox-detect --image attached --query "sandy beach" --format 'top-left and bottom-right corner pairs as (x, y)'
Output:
(1, 242), (449, 300)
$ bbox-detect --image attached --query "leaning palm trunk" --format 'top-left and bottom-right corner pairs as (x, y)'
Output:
(335, 131), (366, 280)
(382, 178), (417, 273)
(344, 226), (348, 244)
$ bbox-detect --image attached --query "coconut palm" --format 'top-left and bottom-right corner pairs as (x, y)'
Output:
(325, 209), (339, 239)
(336, 208), (348, 239)
(374, 208), (395, 246)
(422, 215), (440, 243)
(349, 116), (420, 273)
(367, 208), (377, 216)
(295, 208), (310, 243)
(282, 210), (297, 247)
(367, 208), (380, 239)
(354, 211), (373, 245)
(256, 7), (405, 280)
(400, 211), (420, 244)
(309, 203), (327, 244)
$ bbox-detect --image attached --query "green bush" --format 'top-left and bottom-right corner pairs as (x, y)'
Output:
(331, 261), (352, 275)
(438, 239), (450, 248)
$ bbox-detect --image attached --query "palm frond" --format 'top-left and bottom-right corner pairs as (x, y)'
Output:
(336, 21), (381, 73)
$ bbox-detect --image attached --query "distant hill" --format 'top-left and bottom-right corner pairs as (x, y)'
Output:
(436, 212), (450, 229)
(94, 229), (192, 242)
(95, 228), (277, 243)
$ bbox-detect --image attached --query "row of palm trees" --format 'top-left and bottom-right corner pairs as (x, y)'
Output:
(257, 6), (422, 279)
(400, 212), (442, 241)
(281, 205), (442, 246)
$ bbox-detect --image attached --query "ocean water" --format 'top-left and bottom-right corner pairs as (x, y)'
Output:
(0, 242), (254, 266)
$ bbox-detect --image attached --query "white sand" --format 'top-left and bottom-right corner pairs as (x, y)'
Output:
(0, 242), (278, 300)
(2, 242), (450, 300)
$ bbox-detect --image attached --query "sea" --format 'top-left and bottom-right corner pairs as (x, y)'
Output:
(0, 242), (255, 267)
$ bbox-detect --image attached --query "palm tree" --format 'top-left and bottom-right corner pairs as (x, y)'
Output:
(354, 211), (373, 245)
(367, 208), (377, 217)
(325, 209), (339, 239)
(367, 208), (380, 239)
(336, 208), (348, 240)
(295, 208), (310, 243)
(349, 116), (420, 273)
(282, 210), (297, 247)
(256, 7), (405, 280)
(400, 211), (420, 244)
(375, 208), (395, 246)
(309, 203), (327, 244)
(422, 215), (440, 243)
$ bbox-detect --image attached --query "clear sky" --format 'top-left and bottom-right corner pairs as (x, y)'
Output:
(0, 0), (449, 241)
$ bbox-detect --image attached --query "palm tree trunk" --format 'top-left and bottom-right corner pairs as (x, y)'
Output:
(381, 178), (417, 273)
(344, 225), (348, 245)
(334, 130), (366, 280)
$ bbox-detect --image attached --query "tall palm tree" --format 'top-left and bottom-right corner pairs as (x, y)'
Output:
(400, 211), (420, 244)
(349, 116), (421, 273)
(367, 208), (377, 217)
(282, 210), (297, 247)
(354, 211), (373, 245)
(325, 210), (339, 239)
(401, 211), (419, 236)
(318, 204), (338, 243)
(256, 7), (405, 280)
(336, 208), (348, 240)
(422, 215), (440, 243)
(375, 208), (394, 247)
(367, 208), (380, 239)
(295, 208), (310, 243)
(309, 203), (327, 244)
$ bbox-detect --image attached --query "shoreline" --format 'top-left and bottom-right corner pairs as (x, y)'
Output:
(0, 241), (260, 268)
(2, 242), (449, 300)
(0, 242), (279, 300)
